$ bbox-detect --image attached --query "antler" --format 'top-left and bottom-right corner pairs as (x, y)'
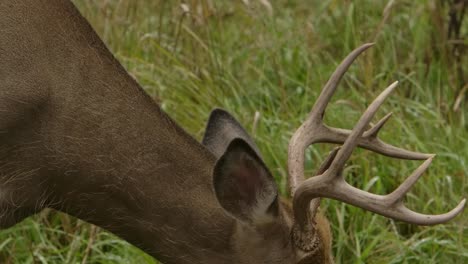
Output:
(288, 44), (466, 244)
(287, 43), (430, 195)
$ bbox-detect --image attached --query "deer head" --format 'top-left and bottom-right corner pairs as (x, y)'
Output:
(203, 44), (465, 263)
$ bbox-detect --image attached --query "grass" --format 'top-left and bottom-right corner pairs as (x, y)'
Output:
(0, 0), (466, 263)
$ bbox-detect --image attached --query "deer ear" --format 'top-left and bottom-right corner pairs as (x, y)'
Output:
(213, 138), (278, 225)
(203, 109), (262, 159)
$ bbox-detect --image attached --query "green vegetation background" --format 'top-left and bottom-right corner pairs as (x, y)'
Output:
(0, 0), (466, 263)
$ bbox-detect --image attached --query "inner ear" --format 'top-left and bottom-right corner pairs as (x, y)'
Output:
(213, 138), (278, 225)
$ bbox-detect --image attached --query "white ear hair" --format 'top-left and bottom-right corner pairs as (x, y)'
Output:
(213, 138), (278, 225)
(249, 182), (278, 225)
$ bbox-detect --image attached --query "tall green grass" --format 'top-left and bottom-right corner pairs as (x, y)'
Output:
(0, 0), (466, 263)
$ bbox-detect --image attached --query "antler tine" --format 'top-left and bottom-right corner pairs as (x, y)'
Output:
(310, 43), (376, 120)
(292, 82), (466, 233)
(320, 122), (431, 160)
(288, 43), (375, 194)
(326, 81), (399, 176)
(364, 112), (393, 138)
(288, 43), (430, 195)
(307, 147), (341, 215)
(315, 147), (340, 176)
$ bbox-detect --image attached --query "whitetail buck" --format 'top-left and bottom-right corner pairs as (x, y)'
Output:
(0, 0), (465, 263)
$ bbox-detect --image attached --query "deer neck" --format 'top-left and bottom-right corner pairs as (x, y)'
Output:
(44, 97), (234, 263)
(44, 88), (232, 260)
(0, 0), (234, 263)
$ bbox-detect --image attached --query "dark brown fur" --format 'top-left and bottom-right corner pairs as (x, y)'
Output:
(0, 1), (332, 263)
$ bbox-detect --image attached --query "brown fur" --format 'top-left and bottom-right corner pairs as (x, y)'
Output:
(0, 1), (333, 263)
